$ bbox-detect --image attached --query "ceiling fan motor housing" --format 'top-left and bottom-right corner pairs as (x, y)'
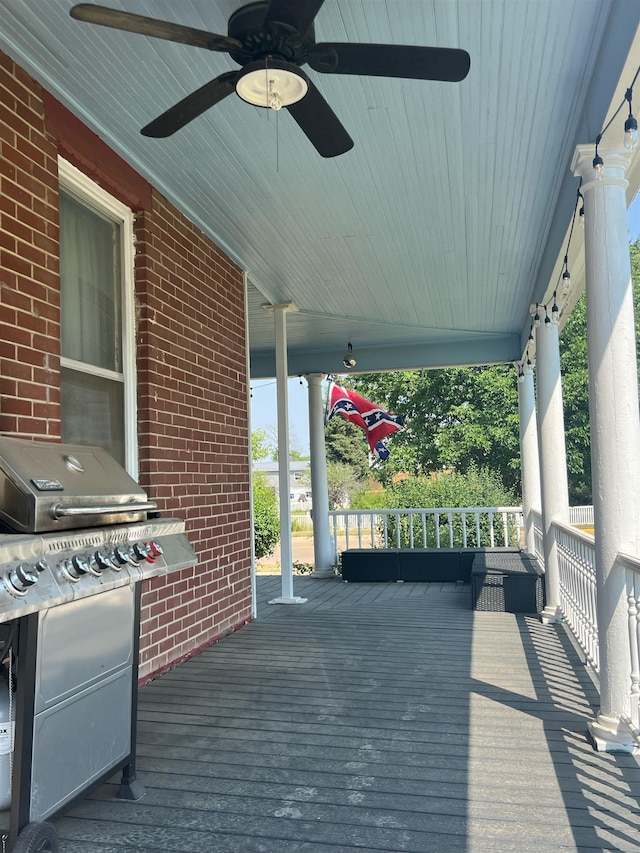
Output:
(227, 1), (315, 67)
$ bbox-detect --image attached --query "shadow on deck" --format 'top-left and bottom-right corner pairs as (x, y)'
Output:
(54, 575), (640, 852)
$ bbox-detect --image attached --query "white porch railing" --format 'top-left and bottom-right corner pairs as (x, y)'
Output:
(617, 552), (640, 734)
(532, 509), (640, 737)
(329, 507), (524, 553)
(568, 505), (594, 526)
(553, 519), (598, 671)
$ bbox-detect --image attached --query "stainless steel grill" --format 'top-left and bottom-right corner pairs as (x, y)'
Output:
(0, 435), (155, 534)
(0, 437), (197, 852)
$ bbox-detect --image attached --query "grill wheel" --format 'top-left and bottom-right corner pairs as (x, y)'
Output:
(11, 822), (58, 853)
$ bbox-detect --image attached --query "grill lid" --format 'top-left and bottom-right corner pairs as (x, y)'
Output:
(0, 436), (156, 533)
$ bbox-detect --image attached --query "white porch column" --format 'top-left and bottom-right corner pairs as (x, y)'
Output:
(535, 310), (570, 622)
(307, 374), (335, 578)
(517, 362), (541, 555)
(572, 143), (639, 751)
(266, 302), (307, 605)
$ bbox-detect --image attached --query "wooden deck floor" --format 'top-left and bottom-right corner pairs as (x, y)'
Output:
(54, 575), (640, 853)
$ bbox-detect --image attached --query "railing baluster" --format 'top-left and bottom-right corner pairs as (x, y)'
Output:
(330, 515), (337, 561)
(475, 512), (481, 547)
(462, 512), (468, 548)
(626, 574), (640, 732)
(448, 512), (454, 548)
(435, 512), (440, 549)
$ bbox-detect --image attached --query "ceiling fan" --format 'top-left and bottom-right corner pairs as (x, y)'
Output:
(70, 1), (470, 158)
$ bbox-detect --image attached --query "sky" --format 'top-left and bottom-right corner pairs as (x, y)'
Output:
(250, 376), (312, 455)
(251, 192), (640, 454)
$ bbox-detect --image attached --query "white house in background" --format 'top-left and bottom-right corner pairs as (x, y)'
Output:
(253, 460), (312, 509)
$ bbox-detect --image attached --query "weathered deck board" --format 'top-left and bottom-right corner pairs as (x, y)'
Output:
(54, 575), (640, 853)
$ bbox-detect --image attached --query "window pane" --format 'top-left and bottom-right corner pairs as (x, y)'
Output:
(61, 367), (125, 466)
(59, 192), (122, 372)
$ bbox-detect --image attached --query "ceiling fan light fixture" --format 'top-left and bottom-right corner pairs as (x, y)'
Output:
(235, 59), (309, 110)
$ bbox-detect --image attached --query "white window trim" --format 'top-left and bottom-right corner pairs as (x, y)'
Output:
(58, 157), (139, 479)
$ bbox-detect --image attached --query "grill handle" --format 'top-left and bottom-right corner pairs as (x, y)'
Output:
(50, 501), (158, 520)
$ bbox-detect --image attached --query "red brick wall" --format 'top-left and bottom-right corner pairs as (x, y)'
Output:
(135, 194), (252, 680)
(0, 54), (61, 440)
(0, 52), (253, 680)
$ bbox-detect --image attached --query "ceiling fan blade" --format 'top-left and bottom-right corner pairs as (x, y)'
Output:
(309, 43), (470, 82)
(70, 4), (241, 52)
(141, 72), (238, 138)
(263, 0), (326, 33)
(286, 80), (353, 158)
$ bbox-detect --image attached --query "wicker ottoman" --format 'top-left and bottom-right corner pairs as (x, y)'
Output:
(471, 551), (545, 613)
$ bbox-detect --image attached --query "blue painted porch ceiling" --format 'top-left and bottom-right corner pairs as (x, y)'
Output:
(0, 1), (638, 377)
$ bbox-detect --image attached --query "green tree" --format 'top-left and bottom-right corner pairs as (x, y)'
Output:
(324, 413), (370, 477)
(252, 473), (280, 559)
(352, 366), (520, 490)
(262, 424), (309, 461)
(251, 428), (273, 461)
(559, 294), (591, 503)
(326, 461), (364, 509)
(251, 429), (280, 559)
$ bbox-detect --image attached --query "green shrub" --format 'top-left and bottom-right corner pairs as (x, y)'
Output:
(293, 561), (314, 575)
(350, 488), (388, 509)
(253, 474), (280, 559)
(382, 465), (518, 548)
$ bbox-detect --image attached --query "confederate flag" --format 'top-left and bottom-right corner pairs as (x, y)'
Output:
(327, 383), (404, 460)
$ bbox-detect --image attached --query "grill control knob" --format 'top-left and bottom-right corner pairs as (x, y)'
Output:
(72, 555), (90, 575)
(33, 558), (49, 574)
(111, 546), (133, 569)
(147, 540), (163, 558)
(5, 562), (39, 596)
(88, 550), (113, 576)
(132, 542), (151, 562)
(60, 555), (90, 583)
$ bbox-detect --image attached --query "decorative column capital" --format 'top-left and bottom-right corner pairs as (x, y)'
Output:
(306, 373), (325, 387)
(262, 301), (299, 314)
(571, 143), (634, 191)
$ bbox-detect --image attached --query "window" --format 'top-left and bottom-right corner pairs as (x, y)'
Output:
(58, 159), (137, 476)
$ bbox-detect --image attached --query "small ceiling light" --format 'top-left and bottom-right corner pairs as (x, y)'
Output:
(235, 58), (309, 111)
(528, 327), (534, 344)
(624, 115), (638, 149)
(551, 292), (559, 323)
(593, 136), (604, 180)
(624, 88), (639, 149)
(342, 342), (357, 369)
(544, 307), (551, 325)
(518, 365), (525, 384)
(533, 305), (541, 328)
(562, 255), (571, 292)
